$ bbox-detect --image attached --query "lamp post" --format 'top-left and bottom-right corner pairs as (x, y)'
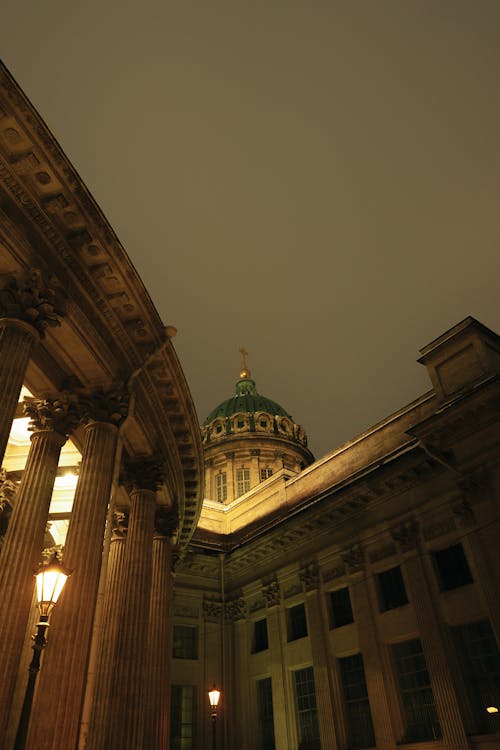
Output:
(208, 684), (221, 750)
(14, 552), (71, 750)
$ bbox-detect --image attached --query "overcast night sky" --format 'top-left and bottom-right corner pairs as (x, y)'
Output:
(1, 1), (499, 459)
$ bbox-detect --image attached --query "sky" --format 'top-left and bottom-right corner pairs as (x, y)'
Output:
(1, 1), (499, 459)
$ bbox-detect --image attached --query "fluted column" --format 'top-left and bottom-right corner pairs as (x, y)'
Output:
(144, 510), (175, 750)
(345, 546), (399, 750)
(84, 511), (129, 750)
(393, 521), (472, 750)
(105, 458), (164, 750)
(262, 579), (290, 750)
(300, 564), (343, 750)
(0, 270), (63, 465)
(0, 396), (76, 746)
(26, 390), (128, 750)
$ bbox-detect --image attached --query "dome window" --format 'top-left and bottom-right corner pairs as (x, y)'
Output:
(216, 425), (223, 434)
(260, 419), (267, 428)
(215, 472), (227, 502)
(237, 420), (244, 428)
(236, 468), (250, 497)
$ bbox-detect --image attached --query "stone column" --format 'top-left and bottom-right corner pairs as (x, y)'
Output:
(0, 396), (77, 746)
(228, 601), (249, 750)
(263, 578), (290, 750)
(393, 521), (472, 750)
(144, 509), (176, 750)
(26, 389), (128, 750)
(345, 546), (400, 750)
(0, 270), (63, 465)
(299, 563), (343, 750)
(84, 510), (129, 750)
(105, 458), (164, 750)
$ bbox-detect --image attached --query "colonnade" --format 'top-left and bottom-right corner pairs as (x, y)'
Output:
(0, 295), (178, 750)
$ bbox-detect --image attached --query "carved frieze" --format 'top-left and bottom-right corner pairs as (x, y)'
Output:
(391, 519), (420, 552)
(226, 597), (247, 622)
(262, 577), (281, 607)
(341, 545), (364, 574)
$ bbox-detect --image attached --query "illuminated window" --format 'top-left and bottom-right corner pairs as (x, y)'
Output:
(172, 625), (198, 660)
(170, 685), (196, 749)
(339, 653), (375, 749)
(393, 639), (441, 742)
(236, 468), (250, 496)
(260, 468), (273, 482)
(452, 620), (500, 733)
(215, 472), (227, 502)
(293, 667), (320, 749)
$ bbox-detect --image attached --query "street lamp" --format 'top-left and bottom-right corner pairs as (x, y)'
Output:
(208, 683), (221, 750)
(14, 552), (71, 750)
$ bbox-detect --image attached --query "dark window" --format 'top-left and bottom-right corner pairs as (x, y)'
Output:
(433, 543), (473, 591)
(452, 620), (500, 734)
(216, 425), (222, 433)
(237, 420), (244, 428)
(260, 467), (273, 481)
(172, 625), (198, 659)
(260, 419), (268, 428)
(288, 603), (308, 641)
(339, 653), (375, 749)
(294, 667), (321, 749)
(330, 587), (354, 628)
(170, 684), (196, 749)
(257, 677), (276, 749)
(378, 566), (408, 611)
(252, 618), (269, 653)
(393, 639), (441, 742)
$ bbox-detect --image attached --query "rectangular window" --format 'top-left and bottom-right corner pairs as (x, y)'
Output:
(252, 618), (269, 653)
(172, 625), (198, 660)
(393, 639), (441, 742)
(260, 468), (273, 481)
(170, 685), (196, 749)
(378, 566), (408, 612)
(452, 619), (500, 734)
(257, 677), (276, 749)
(330, 587), (354, 628)
(236, 467), (250, 496)
(433, 543), (473, 591)
(339, 653), (375, 749)
(215, 472), (227, 502)
(294, 667), (321, 750)
(287, 603), (308, 642)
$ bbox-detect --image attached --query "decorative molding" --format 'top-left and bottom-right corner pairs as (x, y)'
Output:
(262, 577), (281, 607)
(226, 597), (247, 622)
(422, 517), (456, 542)
(0, 268), (63, 336)
(203, 597), (222, 621)
(299, 561), (320, 592)
(369, 542), (397, 563)
(390, 519), (420, 552)
(341, 545), (365, 574)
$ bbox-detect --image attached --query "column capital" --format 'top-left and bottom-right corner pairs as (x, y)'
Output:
(390, 519), (420, 552)
(111, 508), (129, 540)
(203, 596), (223, 621)
(299, 561), (320, 592)
(226, 595), (247, 622)
(0, 268), (63, 337)
(262, 576), (281, 607)
(23, 394), (80, 438)
(154, 506), (177, 537)
(79, 388), (129, 427)
(121, 456), (165, 493)
(341, 544), (365, 574)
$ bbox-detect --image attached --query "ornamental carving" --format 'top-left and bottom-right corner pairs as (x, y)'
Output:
(262, 578), (281, 607)
(226, 597), (247, 622)
(203, 597), (222, 621)
(121, 457), (165, 493)
(0, 468), (16, 540)
(341, 545), (365, 574)
(23, 394), (80, 436)
(390, 520), (420, 552)
(0, 269), (63, 335)
(111, 509), (128, 540)
(299, 562), (320, 592)
(79, 388), (129, 427)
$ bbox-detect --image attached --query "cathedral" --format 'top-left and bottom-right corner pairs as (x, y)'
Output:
(0, 63), (499, 750)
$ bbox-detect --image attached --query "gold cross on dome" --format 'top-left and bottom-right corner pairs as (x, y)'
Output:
(239, 347), (248, 371)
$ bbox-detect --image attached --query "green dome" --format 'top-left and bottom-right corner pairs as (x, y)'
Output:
(203, 377), (292, 425)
